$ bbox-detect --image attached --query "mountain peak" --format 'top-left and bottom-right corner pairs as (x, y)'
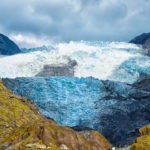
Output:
(0, 33), (21, 55)
(129, 32), (150, 56)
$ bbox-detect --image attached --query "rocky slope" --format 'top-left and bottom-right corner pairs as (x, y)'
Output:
(0, 33), (21, 55)
(3, 75), (150, 147)
(130, 124), (150, 150)
(0, 80), (112, 150)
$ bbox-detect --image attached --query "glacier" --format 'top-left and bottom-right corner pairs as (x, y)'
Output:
(3, 76), (150, 146)
(1, 41), (150, 146)
(0, 41), (150, 84)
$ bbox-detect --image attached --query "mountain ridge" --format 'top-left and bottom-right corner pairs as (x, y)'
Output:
(0, 33), (21, 55)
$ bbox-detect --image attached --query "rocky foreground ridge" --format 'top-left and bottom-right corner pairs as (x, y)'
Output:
(0, 80), (112, 150)
(130, 124), (150, 150)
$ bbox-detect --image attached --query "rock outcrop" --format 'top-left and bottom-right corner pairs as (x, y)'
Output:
(3, 75), (150, 146)
(130, 124), (150, 150)
(36, 59), (77, 77)
(0, 33), (21, 55)
(129, 33), (150, 55)
(0, 80), (112, 150)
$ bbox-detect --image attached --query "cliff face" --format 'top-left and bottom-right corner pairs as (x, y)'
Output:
(0, 33), (21, 55)
(0, 80), (112, 150)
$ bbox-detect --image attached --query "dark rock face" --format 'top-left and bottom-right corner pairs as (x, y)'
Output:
(129, 33), (150, 55)
(0, 33), (21, 55)
(3, 75), (150, 146)
(133, 74), (150, 91)
(36, 59), (77, 77)
(71, 125), (94, 131)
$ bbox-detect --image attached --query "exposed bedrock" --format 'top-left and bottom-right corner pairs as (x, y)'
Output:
(36, 59), (77, 77)
(3, 75), (150, 146)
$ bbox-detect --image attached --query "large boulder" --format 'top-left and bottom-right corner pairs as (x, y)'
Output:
(129, 33), (150, 55)
(3, 75), (150, 146)
(0, 80), (112, 150)
(0, 33), (21, 55)
(36, 59), (77, 77)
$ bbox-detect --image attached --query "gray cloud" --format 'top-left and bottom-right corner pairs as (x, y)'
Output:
(0, 0), (150, 47)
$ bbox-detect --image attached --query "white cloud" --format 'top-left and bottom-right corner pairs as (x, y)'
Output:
(0, 0), (150, 47)
(10, 33), (54, 48)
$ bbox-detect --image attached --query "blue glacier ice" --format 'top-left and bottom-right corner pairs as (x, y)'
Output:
(3, 76), (150, 146)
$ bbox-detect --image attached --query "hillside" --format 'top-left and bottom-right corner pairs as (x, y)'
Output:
(0, 80), (112, 150)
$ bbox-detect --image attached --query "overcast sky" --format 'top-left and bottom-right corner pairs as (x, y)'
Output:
(0, 0), (150, 47)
